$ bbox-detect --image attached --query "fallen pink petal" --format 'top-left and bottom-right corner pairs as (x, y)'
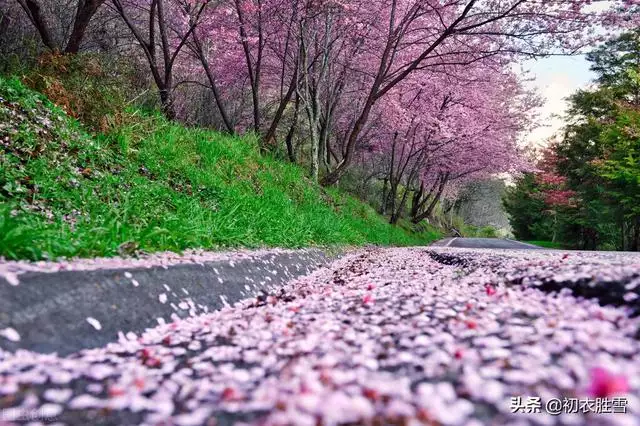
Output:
(1, 248), (639, 425)
(586, 367), (630, 398)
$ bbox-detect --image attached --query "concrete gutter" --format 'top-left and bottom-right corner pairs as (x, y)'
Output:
(0, 248), (338, 355)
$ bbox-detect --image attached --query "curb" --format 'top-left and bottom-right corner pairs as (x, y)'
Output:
(0, 249), (337, 355)
(503, 238), (546, 249)
(428, 238), (456, 247)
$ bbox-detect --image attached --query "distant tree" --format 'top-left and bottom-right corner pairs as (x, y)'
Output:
(15, 0), (106, 53)
(503, 173), (549, 242)
(555, 90), (616, 249)
(596, 107), (640, 250)
(555, 29), (640, 250)
(587, 29), (640, 106)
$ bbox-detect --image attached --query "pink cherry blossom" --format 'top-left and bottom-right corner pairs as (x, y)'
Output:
(586, 367), (630, 398)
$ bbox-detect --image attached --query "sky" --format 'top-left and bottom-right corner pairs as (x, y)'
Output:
(521, 0), (615, 148)
(522, 55), (596, 148)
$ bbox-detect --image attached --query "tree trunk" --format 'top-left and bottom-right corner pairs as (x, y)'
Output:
(17, 0), (58, 51)
(410, 182), (424, 219)
(410, 176), (440, 223)
(412, 173), (449, 224)
(309, 116), (320, 182)
(192, 32), (235, 133)
(159, 86), (175, 120)
(285, 127), (296, 163)
(380, 177), (388, 216)
(390, 183), (414, 225)
(284, 94), (300, 163)
(65, 0), (105, 53)
(320, 98), (374, 186)
(263, 67), (298, 152)
(114, 0), (203, 121)
(388, 181), (399, 223)
(234, 0), (262, 134)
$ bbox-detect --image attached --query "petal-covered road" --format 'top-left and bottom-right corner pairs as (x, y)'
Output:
(1, 248), (640, 426)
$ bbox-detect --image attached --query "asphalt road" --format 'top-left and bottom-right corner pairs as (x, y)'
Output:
(1, 247), (639, 425)
(434, 237), (543, 249)
(0, 249), (333, 355)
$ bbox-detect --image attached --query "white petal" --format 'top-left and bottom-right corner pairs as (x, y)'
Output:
(86, 317), (102, 330)
(0, 327), (20, 342)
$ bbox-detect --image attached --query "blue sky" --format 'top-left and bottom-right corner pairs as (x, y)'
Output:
(521, 0), (615, 147)
(523, 54), (596, 147)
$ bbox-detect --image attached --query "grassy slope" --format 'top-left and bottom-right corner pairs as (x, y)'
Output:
(0, 77), (440, 260)
(525, 241), (565, 249)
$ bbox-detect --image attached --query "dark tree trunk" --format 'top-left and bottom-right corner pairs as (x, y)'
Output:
(632, 217), (640, 252)
(389, 204), (401, 225)
(65, 0), (105, 53)
(412, 173), (449, 224)
(159, 86), (176, 120)
(263, 68), (297, 152)
(17, 0), (58, 51)
(410, 182), (424, 219)
(390, 183), (414, 225)
(320, 97), (374, 186)
(192, 31), (235, 133)
(285, 126), (297, 163)
(386, 132), (398, 220)
(114, 0), (203, 121)
(18, 0), (105, 53)
(388, 181), (399, 223)
(234, 0), (263, 134)
(409, 176), (440, 223)
(284, 94), (300, 163)
(422, 182), (446, 220)
(380, 177), (388, 216)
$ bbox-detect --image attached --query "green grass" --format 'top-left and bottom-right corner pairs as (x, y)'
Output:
(460, 225), (500, 238)
(0, 76), (441, 260)
(525, 241), (565, 249)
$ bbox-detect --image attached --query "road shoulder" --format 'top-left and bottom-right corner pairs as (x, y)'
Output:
(0, 248), (338, 355)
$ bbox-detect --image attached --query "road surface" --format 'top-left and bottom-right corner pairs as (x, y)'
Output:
(432, 237), (543, 249)
(1, 247), (639, 425)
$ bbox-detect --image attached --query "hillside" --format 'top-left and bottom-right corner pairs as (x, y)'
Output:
(0, 77), (440, 260)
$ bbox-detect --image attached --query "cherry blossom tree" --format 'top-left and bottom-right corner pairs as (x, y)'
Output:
(348, 54), (535, 224)
(111, 0), (209, 118)
(106, 0), (632, 197)
(314, 0), (630, 186)
(535, 147), (577, 208)
(186, 0), (302, 141)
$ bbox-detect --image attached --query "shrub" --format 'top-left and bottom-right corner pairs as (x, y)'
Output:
(22, 52), (146, 132)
